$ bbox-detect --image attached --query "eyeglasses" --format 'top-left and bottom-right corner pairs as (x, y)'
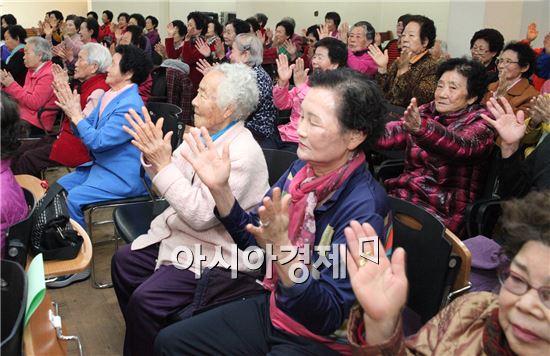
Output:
(495, 57), (519, 66)
(498, 267), (550, 309)
(471, 46), (489, 54)
(306, 38), (316, 44)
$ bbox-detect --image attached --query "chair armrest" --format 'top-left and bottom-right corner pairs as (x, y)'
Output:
(465, 197), (500, 237)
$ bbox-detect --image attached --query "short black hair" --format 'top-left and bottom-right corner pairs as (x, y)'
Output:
(146, 15), (159, 28)
(1, 92), (22, 159)
(324, 12), (341, 28)
(83, 18), (99, 40)
(208, 18), (223, 37)
(115, 45), (153, 85)
(6, 25), (27, 43)
(125, 25), (146, 48)
(118, 12), (130, 23)
(436, 58), (488, 103)
(187, 11), (207, 34)
(228, 19), (251, 35)
(502, 41), (537, 78)
(49, 10), (64, 22)
(171, 20), (187, 38)
(1, 14), (17, 27)
(255, 13), (268, 27)
(130, 13), (146, 29)
(309, 68), (387, 152)
(103, 10), (113, 22)
(397, 14), (412, 23)
(65, 15), (83, 31)
(315, 37), (348, 68)
(306, 25), (320, 41)
(245, 17), (260, 33)
(470, 28), (504, 54)
(87, 11), (98, 20)
(404, 15), (436, 49)
(275, 20), (294, 37)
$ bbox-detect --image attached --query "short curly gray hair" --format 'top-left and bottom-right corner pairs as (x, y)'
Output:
(211, 63), (259, 121)
(26, 36), (52, 61)
(81, 43), (112, 73)
(234, 33), (263, 67)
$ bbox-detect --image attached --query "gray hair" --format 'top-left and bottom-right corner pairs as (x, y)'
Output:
(211, 63), (259, 121)
(26, 36), (52, 61)
(81, 43), (112, 73)
(352, 21), (375, 42)
(234, 33), (263, 67)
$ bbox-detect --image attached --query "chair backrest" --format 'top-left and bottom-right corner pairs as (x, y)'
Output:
(261, 148), (298, 186)
(444, 229), (472, 292)
(1, 259), (27, 356)
(388, 196), (458, 323)
(149, 66), (168, 103)
(146, 102), (184, 151)
(22, 188), (35, 212)
(5, 209), (33, 268)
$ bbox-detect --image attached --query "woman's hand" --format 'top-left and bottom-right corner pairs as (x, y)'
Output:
(528, 94), (550, 128)
(494, 72), (509, 98)
(403, 98), (422, 132)
(0, 69), (15, 87)
(282, 39), (297, 61)
(481, 97), (526, 158)
(195, 37), (212, 58)
(166, 22), (176, 38)
(196, 58), (215, 75)
(122, 106), (173, 176)
(368, 44), (389, 73)
(214, 37), (225, 58)
(53, 79), (83, 124)
(292, 57), (309, 87)
(317, 23), (329, 40)
(51, 63), (69, 84)
(265, 28), (274, 46)
(246, 187), (291, 250)
(180, 126), (231, 191)
(525, 22), (538, 43)
(338, 22), (349, 43)
(395, 49), (412, 77)
(276, 54), (294, 87)
(155, 43), (167, 59)
(343, 220), (408, 345)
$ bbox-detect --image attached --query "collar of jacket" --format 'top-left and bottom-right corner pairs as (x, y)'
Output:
(506, 78), (531, 96)
(423, 101), (484, 119)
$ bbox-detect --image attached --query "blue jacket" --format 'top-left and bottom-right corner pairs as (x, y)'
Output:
(216, 160), (391, 336)
(74, 84), (146, 197)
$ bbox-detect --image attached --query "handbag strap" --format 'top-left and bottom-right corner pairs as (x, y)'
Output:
(35, 183), (66, 217)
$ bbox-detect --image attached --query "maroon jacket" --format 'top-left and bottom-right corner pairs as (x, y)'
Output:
(377, 102), (496, 237)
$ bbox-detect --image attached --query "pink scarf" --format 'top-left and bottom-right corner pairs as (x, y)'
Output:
(264, 151), (366, 354)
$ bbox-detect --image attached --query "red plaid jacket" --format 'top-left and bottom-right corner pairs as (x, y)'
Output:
(377, 102), (496, 237)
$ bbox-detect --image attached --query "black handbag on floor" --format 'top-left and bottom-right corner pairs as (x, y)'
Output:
(30, 183), (83, 261)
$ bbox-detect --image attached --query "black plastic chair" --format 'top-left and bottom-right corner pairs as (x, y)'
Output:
(261, 148), (298, 186)
(388, 196), (460, 324)
(149, 66), (168, 103)
(5, 197), (35, 268)
(375, 159), (405, 184)
(1, 260), (27, 356)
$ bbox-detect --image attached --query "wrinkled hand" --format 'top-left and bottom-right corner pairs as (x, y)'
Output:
(368, 44), (389, 72)
(123, 107), (173, 176)
(155, 43), (167, 59)
(214, 37), (225, 58)
(0, 69), (15, 87)
(53, 79), (83, 124)
(396, 49), (412, 76)
(265, 28), (274, 45)
(528, 94), (550, 127)
(43, 21), (53, 36)
(51, 63), (69, 85)
(495, 71), (509, 98)
(338, 22), (349, 43)
(36, 21), (45, 35)
(343, 220), (407, 345)
(256, 30), (267, 45)
(246, 188), (292, 250)
(195, 37), (212, 58)
(166, 22), (176, 37)
(180, 127), (231, 191)
(403, 98), (422, 132)
(526, 22), (538, 42)
(276, 54), (294, 87)
(317, 23), (329, 40)
(63, 46), (74, 63)
(292, 57), (309, 87)
(481, 97), (526, 152)
(196, 58), (215, 75)
(282, 39), (297, 56)
(114, 28), (123, 42)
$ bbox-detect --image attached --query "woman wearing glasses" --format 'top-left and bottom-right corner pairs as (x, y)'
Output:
(482, 42), (539, 113)
(469, 28), (504, 83)
(346, 189), (550, 355)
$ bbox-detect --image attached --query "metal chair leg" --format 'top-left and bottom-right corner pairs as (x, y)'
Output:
(89, 206), (113, 289)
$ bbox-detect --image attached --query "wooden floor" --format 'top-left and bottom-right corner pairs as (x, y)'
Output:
(46, 170), (126, 355)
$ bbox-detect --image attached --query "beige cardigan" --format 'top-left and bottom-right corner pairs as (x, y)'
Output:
(131, 122), (270, 275)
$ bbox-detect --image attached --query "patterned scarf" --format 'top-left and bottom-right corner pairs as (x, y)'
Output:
(482, 309), (517, 356)
(263, 151), (366, 288)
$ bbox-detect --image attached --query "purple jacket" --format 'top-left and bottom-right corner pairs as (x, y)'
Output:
(0, 159), (28, 256)
(146, 29), (161, 47)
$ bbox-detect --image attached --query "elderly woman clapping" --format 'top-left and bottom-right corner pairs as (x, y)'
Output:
(154, 68), (391, 355)
(377, 58), (496, 237)
(1, 36), (57, 136)
(112, 63), (269, 356)
(12, 43), (112, 176)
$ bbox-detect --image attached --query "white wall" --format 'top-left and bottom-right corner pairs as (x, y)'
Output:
(3, 0), (89, 28)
